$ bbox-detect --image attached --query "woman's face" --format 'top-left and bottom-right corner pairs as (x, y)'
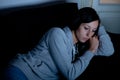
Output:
(75, 20), (99, 43)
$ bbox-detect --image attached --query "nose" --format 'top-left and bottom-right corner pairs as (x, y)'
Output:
(86, 31), (92, 38)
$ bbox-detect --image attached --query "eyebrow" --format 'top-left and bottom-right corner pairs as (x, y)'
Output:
(86, 25), (97, 30)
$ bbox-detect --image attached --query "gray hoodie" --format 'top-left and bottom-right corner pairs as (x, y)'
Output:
(9, 26), (114, 80)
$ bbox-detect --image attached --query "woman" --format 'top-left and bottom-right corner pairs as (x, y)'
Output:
(4, 7), (114, 80)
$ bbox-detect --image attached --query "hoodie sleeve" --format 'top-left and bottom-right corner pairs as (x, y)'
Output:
(95, 25), (114, 56)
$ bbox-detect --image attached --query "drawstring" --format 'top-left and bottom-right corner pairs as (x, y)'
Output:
(72, 43), (79, 63)
(72, 43), (87, 63)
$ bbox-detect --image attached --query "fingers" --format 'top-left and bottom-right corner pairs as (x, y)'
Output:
(93, 35), (98, 38)
(89, 35), (99, 53)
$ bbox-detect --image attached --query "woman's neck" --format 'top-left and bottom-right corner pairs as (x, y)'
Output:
(72, 30), (78, 44)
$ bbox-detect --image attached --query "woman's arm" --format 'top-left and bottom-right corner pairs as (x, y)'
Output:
(95, 25), (114, 56)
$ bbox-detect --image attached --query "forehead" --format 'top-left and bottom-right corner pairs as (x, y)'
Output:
(81, 20), (99, 29)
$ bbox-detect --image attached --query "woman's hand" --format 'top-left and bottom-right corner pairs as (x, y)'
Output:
(89, 35), (99, 53)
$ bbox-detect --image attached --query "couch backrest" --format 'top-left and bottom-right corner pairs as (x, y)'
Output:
(0, 2), (78, 53)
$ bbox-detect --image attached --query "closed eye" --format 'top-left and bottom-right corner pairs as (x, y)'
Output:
(84, 26), (89, 30)
(92, 29), (97, 32)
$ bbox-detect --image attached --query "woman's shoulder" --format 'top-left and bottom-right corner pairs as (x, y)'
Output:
(50, 27), (63, 31)
(48, 27), (65, 35)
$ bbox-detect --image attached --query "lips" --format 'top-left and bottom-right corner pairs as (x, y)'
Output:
(83, 38), (89, 42)
(79, 36), (89, 43)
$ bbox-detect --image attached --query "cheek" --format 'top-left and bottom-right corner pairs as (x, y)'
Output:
(76, 29), (89, 43)
(77, 29), (86, 36)
(76, 30), (84, 39)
